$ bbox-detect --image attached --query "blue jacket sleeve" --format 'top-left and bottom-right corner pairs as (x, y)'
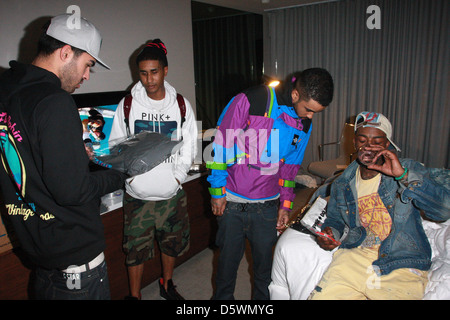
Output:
(278, 122), (312, 210)
(398, 160), (450, 221)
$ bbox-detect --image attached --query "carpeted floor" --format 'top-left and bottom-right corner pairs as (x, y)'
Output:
(141, 186), (317, 300)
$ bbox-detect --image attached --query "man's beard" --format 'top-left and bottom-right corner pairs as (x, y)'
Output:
(60, 59), (82, 93)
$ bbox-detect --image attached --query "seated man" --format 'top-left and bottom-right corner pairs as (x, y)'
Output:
(270, 111), (450, 300)
(269, 182), (335, 300)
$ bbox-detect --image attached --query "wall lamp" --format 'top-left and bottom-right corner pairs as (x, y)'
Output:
(262, 74), (281, 87)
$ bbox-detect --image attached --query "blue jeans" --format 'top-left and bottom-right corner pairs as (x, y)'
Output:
(213, 200), (278, 300)
(34, 261), (110, 300)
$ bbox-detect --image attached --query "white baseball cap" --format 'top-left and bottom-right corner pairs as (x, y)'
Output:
(355, 111), (401, 152)
(46, 14), (110, 69)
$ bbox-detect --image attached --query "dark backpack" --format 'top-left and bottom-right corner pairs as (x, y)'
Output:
(123, 93), (186, 137)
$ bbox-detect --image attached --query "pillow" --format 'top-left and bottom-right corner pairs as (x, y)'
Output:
(422, 219), (450, 300)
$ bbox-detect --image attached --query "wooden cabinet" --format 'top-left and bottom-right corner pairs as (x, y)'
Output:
(0, 175), (216, 300)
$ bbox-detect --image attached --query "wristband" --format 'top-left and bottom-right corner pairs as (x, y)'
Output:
(278, 178), (296, 188)
(206, 161), (227, 170)
(209, 186), (226, 197)
(281, 200), (293, 210)
(395, 167), (408, 181)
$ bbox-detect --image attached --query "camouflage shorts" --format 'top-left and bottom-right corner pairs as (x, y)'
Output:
(122, 189), (190, 266)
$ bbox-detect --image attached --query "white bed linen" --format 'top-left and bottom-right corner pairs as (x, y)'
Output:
(422, 219), (450, 300)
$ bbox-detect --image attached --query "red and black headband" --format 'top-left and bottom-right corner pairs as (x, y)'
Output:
(145, 42), (167, 55)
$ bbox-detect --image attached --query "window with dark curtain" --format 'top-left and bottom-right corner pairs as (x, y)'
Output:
(266, 0), (449, 168)
(192, 3), (263, 129)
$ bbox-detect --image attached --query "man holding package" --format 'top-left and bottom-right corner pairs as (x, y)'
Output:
(109, 39), (197, 300)
(0, 14), (127, 299)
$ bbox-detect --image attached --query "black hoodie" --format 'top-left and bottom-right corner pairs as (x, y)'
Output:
(0, 61), (126, 269)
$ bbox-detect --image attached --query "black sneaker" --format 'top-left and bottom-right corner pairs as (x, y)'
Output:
(159, 278), (185, 300)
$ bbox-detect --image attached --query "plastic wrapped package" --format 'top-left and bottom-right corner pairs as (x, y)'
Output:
(93, 131), (183, 177)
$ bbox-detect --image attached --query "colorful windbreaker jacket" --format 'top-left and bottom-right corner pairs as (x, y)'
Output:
(207, 85), (312, 211)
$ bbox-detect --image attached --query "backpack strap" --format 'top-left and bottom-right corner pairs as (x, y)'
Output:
(264, 86), (276, 118)
(176, 93), (186, 127)
(245, 85), (274, 118)
(123, 94), (133, 137)
(123, 93), (186, 137)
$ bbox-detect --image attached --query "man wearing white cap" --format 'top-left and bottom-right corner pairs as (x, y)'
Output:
(0, 14), (127, 299)
(270, 111), (449, 300)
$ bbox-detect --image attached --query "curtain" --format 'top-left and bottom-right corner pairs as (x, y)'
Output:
(193, 13), (263, 129)
(266, 0), (449, 168)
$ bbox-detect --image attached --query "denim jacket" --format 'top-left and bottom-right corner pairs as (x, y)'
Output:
(322, 159), (450, 275)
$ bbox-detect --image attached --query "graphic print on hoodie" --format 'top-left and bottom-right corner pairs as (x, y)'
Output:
(134, 114), (177, 137)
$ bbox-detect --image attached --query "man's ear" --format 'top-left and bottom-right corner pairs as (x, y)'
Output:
(386, 139), (391, 149)
(59, 45), (74, 63)
(291, 88), (300, 104)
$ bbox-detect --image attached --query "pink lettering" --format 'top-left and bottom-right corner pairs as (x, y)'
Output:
(0, 111), (23, 142)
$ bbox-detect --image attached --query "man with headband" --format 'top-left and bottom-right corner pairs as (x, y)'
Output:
(208, 69), (334, 300)
(109, 39), (197, 300)
(270, 111), (449, 300)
